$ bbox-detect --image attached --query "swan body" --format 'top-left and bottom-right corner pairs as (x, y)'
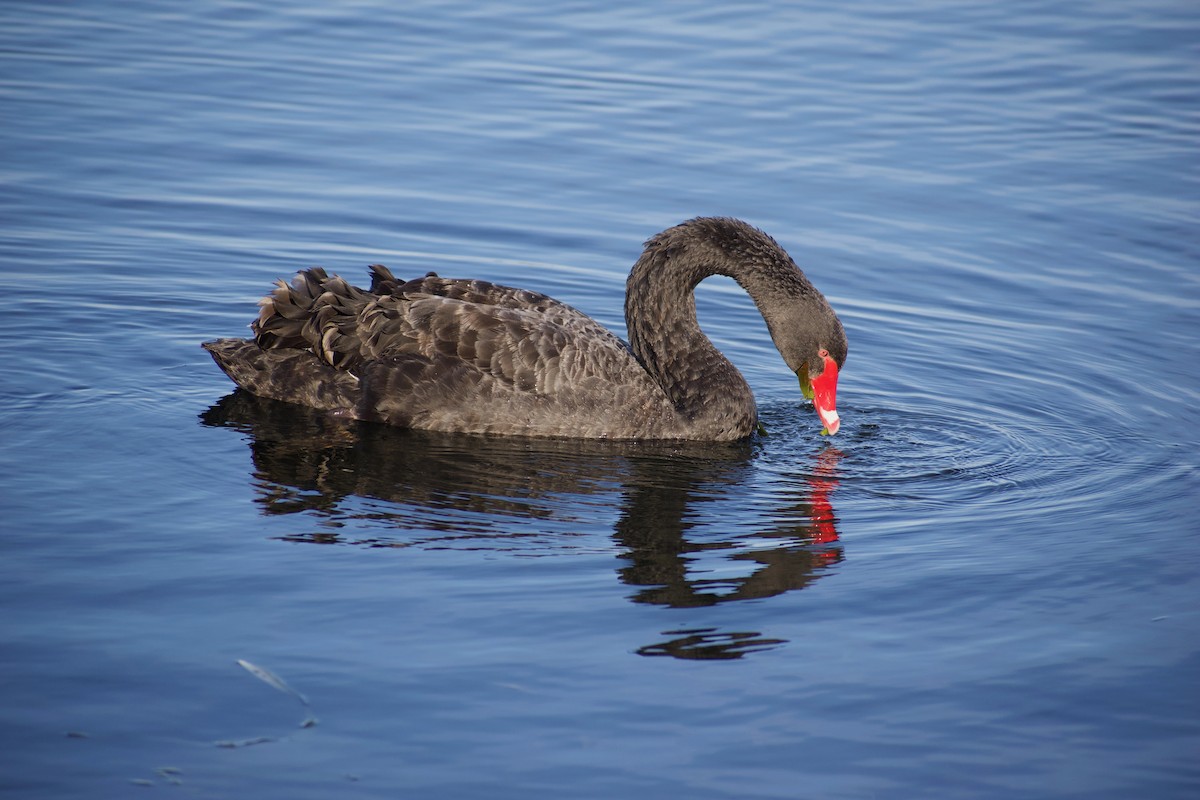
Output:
(204, 217), (847, 440)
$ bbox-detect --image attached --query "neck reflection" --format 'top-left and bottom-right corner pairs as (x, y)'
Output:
(614, 446), (843, 609)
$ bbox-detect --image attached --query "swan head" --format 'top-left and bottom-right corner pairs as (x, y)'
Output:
(766, 288), (847, 436)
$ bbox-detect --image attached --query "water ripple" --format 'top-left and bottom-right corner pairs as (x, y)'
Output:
(830, 389), (1157, 528)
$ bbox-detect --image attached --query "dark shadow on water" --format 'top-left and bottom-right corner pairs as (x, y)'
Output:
(201, 391), (844, 659)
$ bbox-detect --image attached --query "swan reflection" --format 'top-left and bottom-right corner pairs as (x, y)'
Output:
(201, 392), (843, 659)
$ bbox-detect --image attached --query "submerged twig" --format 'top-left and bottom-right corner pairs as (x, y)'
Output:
(217, 659), (318, 748)
(236, 659), (311, 707)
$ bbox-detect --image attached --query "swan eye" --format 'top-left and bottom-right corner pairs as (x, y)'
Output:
(818, 348), (829, 359)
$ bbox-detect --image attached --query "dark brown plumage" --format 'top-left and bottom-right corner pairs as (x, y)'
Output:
(203, 217), (847, 440)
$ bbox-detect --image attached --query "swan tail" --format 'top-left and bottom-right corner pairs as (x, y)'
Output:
(202, 338), (362, 412)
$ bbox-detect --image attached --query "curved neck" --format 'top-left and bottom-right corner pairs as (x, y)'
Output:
(625, 245), (756, 436)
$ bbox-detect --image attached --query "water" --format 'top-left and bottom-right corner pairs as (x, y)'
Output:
(2, 1), (1198, 797)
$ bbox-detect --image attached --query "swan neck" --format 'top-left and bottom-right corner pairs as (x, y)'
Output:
(625, 248), (755, 435)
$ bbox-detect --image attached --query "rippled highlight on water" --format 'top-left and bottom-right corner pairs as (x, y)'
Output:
(1, 1), (1198, 798)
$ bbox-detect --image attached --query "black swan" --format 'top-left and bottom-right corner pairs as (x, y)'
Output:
(203, 217), (847, 440)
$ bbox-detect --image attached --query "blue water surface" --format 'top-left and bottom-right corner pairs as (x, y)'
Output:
(1, 1), (1198, 798)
